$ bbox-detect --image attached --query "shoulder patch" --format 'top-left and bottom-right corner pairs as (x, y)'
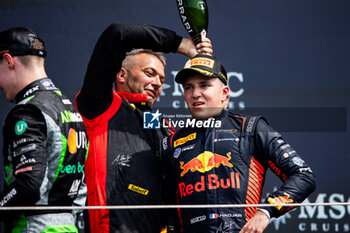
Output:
(15, 120), (27, 135)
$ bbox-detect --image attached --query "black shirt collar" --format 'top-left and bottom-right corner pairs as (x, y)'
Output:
(15, 78), (57, 103)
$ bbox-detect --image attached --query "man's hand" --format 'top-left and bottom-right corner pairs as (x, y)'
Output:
(196, 37), (213, 55)
(239, 209), (270, 233)
(177, 37), (213, 58)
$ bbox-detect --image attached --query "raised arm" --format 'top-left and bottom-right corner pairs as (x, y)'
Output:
(76, 23), (183, 119)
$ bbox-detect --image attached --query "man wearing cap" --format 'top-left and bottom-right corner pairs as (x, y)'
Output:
(0, 27), (87, 232)
(161, 54), (316, 233)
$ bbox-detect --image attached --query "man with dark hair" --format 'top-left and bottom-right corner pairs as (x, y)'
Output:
(0, 27), (87, 232)
(162, 54), (316, 233)
(75, 23), (212, 233)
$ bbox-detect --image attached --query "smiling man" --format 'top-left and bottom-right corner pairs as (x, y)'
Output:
(75, 23), (212, 233)
(116, 49), (165, 106)
(162, 54), (316, 233)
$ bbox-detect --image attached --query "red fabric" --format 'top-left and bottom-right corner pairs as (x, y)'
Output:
(75, 90), (122, 233)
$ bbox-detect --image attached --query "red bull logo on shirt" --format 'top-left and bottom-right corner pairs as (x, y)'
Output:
(178, 151), (240, 198)
(179, 151), (233, 176)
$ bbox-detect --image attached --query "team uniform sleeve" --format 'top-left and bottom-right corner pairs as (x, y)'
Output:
(0, 105), (48, 207)
(72, 172), (87, 222)
(76, 23), (183, 119)
(254, 118), (316, 218)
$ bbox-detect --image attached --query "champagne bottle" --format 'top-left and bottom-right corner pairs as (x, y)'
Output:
(176, 0), (208, 45)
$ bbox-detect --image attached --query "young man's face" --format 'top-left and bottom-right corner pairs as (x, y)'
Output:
(122, 53), (165, 106)
(182, 74), (229, 120)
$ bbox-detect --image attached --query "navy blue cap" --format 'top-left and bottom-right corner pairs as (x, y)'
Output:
(175, 54), (227, 85)
(0, 27), (46, 58)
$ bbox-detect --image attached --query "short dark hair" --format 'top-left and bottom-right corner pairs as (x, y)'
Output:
(122, 48), (166, 69)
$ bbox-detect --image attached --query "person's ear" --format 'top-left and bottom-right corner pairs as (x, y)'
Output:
(222, 85), (230, 103)
(2, 53), (15, 69)
(116, 67), (128, 84)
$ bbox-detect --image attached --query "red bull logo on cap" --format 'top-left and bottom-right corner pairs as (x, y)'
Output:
(179, 151), (233, 177)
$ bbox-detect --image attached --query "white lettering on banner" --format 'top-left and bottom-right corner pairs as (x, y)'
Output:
(298, 193), (350, 219)
(271, 192), (350, 232)
(228, 101), (245, 110)
(298, 223), (350, 232)
(227, 72), (244, 98)
(172, 100), (180, 109)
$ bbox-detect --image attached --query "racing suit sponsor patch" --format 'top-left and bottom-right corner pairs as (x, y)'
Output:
(209, 213), (243, 219)
(68, 179), (81, 197)
(190, 215), (206, 224)
(214, 138), (237, 143)
(16, 155), (36, 169)
(179, 172), (241, 198)
(267, 192), (294, 210)
(13, 143), (36, 157)
(280, 144), (291, 150)
(174, 133), (196, 148)
(60, 110), (83, 123)
(15, 166), (33, 175)
(23, 85), (39, 98)
(162, 138), (168, 150)
(179, 151), (233, 176)
(62, 99), (72, 105)
(67, 129), (88, 154)
(128, 184), (149, 196)
(292, 157), (305, 166)
(40, 78), (56, 90)
(182, 144), (195, 152)
(12, 137), (34, 148)
(174, 145), (195, 158)
(0, 188), (17, 206)
(14, 120), (27, 136)
(174, 148), (181, 158)
(215, 129), (238, 133)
